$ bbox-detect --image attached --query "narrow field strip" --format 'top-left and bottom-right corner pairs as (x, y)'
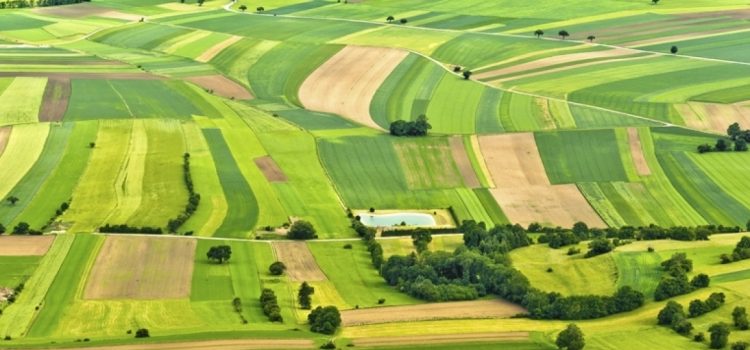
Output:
(0, 123), (49, 202)
(0, 77), (47, 126)
(185, 74), (253, 100)
(104, 119), (146, 224)
(48, 339), (314, 350)
(0, 236), (54, 256)
(627, 127), (651, 176)
(196, 35), (242, 63)
(271, 241), (327, 282)
(353, 332), (530, 346)
(38, 77), (71, 122)
(0, 126), (10, 156)
(341, 299), (526, 326)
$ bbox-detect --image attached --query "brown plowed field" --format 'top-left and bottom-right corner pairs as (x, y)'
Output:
(341, 299), (526, 326)
(254, 156), (287, 182)
(627, 128), (651, 176)
(38, 77), (71, 122)
(0, 235), (55, 256)
(186, 74), (253, 100)
(271, 241), (326, 282)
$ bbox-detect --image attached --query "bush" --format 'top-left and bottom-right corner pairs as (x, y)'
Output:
(732, 342), (749, 350)
(389, 115), (431, 137)
(134, 328), (149, 338)
(343, 244), (352, 249)
(269, 261), (286, 276)
(658, 301), (685, 325)
(308, 306), (341, 335)
(320, 340), (336, 349)
(694, 332), (705, 342)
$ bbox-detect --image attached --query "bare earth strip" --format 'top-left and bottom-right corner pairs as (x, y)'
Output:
(185, 75), (253, 100)
(33, 3), (140, 21)
(84, 236), (196, 300)
(625, 28), (750, 47)
(479, 134), (605, 227)
(488, 54), (656, 84)
(196, 35), (242, 63)
(254, 156), (287, 182)
(0, 236), (54, 256)
(38, 77), (71, 122)
(449, 136), (480, 188)
(354, 332), (530, 346)
(627, 128), (651, 176)
(0, 126), (10, 156)
(475, 47), (639, 80)
(299, 46), (408, 131)
(47, 339), (314, 350)
(678, 102), (750, 134)
(341, 299), (526, 326)
(0, 72), (163, 80)
(272, 241), (326, 282)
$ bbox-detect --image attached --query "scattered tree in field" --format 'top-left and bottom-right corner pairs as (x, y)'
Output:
(587, 35), (596, 42)
(453, 66), (462, 72)
(558, 30), (570, 39)
(733, 342), (750, 350)
(534, 29), (544, 38)
(256, 6), (264, 12)
(399, 18), (408, 24)
(308, 306), (341, 334)
(238, 4), (247, 11)
(135, 328), (150, 338)
(670, 45), (678, 54)
(386, 15), (394, 23)
(389, 115), (431, 137)
(6, 196), (18, 206)
(690, 273), (710, 288)
(288, 220), (316, 240)
(709, 322), (731, 349)
(658, 301), (685, 325)
(207, 245), (232, 263)
(584, 238), (613, 258)
(269, 261), (286, 275)
(411, 228), (432, 253)
(556, 324), (585, 350)
(733, 307), (749, 330)
(89, 142), (95, 148)
(652, 0), (660, 4)
(462, 70), (473, 80)
(695, 332), (706, 342)
(298, 281), (315, 309)
(12, 222), (30, 235)
(673, 318), (694, 335)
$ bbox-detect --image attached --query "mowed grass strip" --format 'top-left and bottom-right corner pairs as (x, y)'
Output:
(85, 236), (196, 300)
(0, 123), (50, 202)
(0, 77), (47, 126)
(202, 128), (258, 237)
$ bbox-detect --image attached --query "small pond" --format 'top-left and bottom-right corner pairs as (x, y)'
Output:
(359, 213), (437, 227)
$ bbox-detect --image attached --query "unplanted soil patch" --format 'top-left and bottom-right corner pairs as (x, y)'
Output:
(449, 136), (480, 188)
(0, 236), (54, 256)
(84, 236), (196, 300)
(271, 241), (326, 282)
(341, 299), (526, 326)
(299, 45), (407, 131)
(51, 339), (314, 350)
(34, 3), (140, 21)
(354, 332), (530, 346)
(0, 126), (10, 156)
(627, 128), (651, 176)
(185, 75), (253, 100)
(38, 77), (71, 122)
(254, 156), (286, 182)
(196, 35), (242, 63)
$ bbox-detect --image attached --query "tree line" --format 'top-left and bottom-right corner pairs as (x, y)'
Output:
(720, 236), (750, 264)
(389, 115), (431, 137)
(0, 0), (88, 8)
(658, 296), (747, 349)
(654, 253), (710, 301)
(260, 288), (282, 322)
(697, 122), (750, 153)
(167, 153), (201, 234)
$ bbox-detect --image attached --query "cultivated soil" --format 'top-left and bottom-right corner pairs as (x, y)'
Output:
(38, 77), (71, 122)
(49, 339), (314, 350)
(271, 241), (327, 282)
(353, 332), (530, 346)
(479, 133), (605, 227)
(0, 72), (163, 80)
(33, 3), (141, 21)
(195, 36), (242, 63)
(488, 54), (656, 84)
(84, 236), (196, 300)
(627, 127), (651, 176)
(341, 299), (526, 326)
(0, 126), (10, 156)
(678, 102), (750, 134)
(254, 156), (287, 182)
(0, 235), (55, 256)
(185, 74), (253, 100)
(298, 45), (408, 131)
(449, 136), (481, 188)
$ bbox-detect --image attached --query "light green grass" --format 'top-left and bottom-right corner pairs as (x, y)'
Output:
(0, 77), (46, 126)
(0, 123), (50, 202)
(0, 256), (40, 288)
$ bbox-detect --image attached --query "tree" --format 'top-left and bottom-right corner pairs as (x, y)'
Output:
(298, 281), (315, 309)
(728, 122), (742, 140)
(12, 222), (30, 235)
(238, 4), (246, 11)
(411, 228), (432, 254)
(733, 307), (749, 330)
(709, 322), (731, 349)
(412, 114), (431, 136)
(556, 324), (585, 350)
(390, 116), (431, 137)
(587, 35), (596, 42)
(733, 342), (749, 350)
(691, 273), (710, 288)
(386, 15), (394, 23)
(269, 261), (286, 275)
(534, 29), (544, 38)
(207, 245), (232, 263)
(288, 220), (316, 240)
(670, 46), (679, 54)
(462, 70), (473, 80)
(716, 139), (729, 152)
(0, 223), (5, 235)
(197, 0), (204, 6)
(673, 318), (694, 335)
(735, 138), (748, 152)
(135, 328), (150, 338)
(658, 301), (685, 325)
(256, 6), (264, 12)
(308, 306), (341, 334)
(399, 18), (408, 24)
(652, 0), (660, 4)
(6, 196), (18, 206)
(689, 299), (709, 318)
(558, 30), (570, 39)
(585, 238), (613, 258)
(697, 144), (713, 153)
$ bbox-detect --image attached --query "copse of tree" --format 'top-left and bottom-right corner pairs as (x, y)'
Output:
(537, 222), (733, 248)
(134, 328), (149, 338)
(709, 322), (731, 349)
(411, 228), (432, 254)
(720, 236), (750, 263)
(654, 253), (709, 301)
(462, 70), (473, 80)
(733, 342), (750, 350)
(556, 324), (585, 350)
(307, 306), (341, 334)
(688, 293), (725, 318)
(287, 220), (317, 240)
(399, 18), (407, 24)
(298, 282), (314, 309)
(256, 6), (264, 12)
(658, 301), (685, 326)
(733, 307), (749, 330)
(99, 224), (162, 234)
(389, 115), (431, 137)
(584, 238), (613, 258)
(207, 245), (232, 264)
(587, 35), (596, 42)
(351, 218), (384, 268)
(0, 0), (91, 9)
(269, 261), (286, 275)
(260, 288), (283, 322)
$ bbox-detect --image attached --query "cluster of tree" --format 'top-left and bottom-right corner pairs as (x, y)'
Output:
(697, 138), (746, 153)
(556, 324), (585, 350)
(734, 307), (750, 330)
(99, 224), (162, 234)
(42, 201), (70, 231)
(269, 261), (286, 275)
(531, 29), (571, 40)
(287, 220), (317, 240)
(584, 238), (614, 258)
(260, 288), (282, 322)
(658, 301), (696, 336)
(654, 253), (710, 301)
(298, 282), (315, 310)
(351, 218), (384, 269)
(207, 245), (232, 264)
(307, 306), (341, 334)
(134, 328), (149, 338)
(7, 222), (42, 235)
(720, 236), (750, 264)
(167, 153), (201, 233)
(385, 16), (408, 24)
(411, 229), (432, 254)
(389, 115), (431, 137)
(689, 292), (726, 318)
(382, 222), (645, 320)
(381, 227), (456, 237)
(0, 0), (88, 9)
(231, 297), (247, 324)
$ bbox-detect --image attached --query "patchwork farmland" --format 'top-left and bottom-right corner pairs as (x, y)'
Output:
(0, 0), (749, 349)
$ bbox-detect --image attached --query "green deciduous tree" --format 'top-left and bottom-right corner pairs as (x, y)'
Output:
(207, 245), (232, 263)
(558, 30), (570, 39)
(269, 261), (286, 275)
(709, 322), (731, 349)
(6, 196), (18, 206)
(288, 220), (316, 240)
(534, 29), (544, 38)
(658, 301), (685, 325)
(733, 307), (749, 330)
(308, 306), (341, 334)
(556, 324), (585, 350)
(411, 228), (432, 254)
(298, 281), (315, 309)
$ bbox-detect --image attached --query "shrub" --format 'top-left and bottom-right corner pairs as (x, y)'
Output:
(269, 261), (287, 276)
(308, 306), (341, 334)
(134, 328), (150, 338)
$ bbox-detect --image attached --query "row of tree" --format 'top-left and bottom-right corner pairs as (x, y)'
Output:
(658, 299), (745, 349)
(0, 0), (88, 8)
(98, 224), (162, 234)
(697, 138), (747, 153)
(351, 218), (384, 269)
(655, 253), (710, 301)
(720, 236), (750, 264)
(389, 115), (431, 137)
(167, 153), (201, 233)
(260, 288), (282, 322)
